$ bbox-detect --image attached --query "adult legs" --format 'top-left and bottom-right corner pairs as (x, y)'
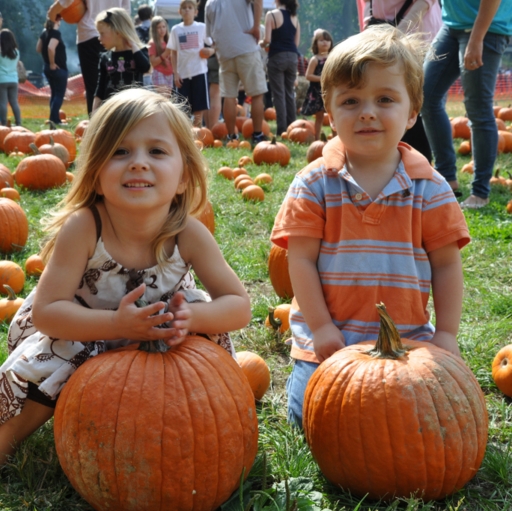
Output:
(0, 84), (8, 125)
(206, 82), (221, 129)
(6, 84), (21, 126)
(268, 54), (287, 135)
(0, 399), (54, 466)
(283, 53), (298, 130)
(461, 31), (509, 200)
(77, 37), (105, 116)
(421, 25), (461, 187)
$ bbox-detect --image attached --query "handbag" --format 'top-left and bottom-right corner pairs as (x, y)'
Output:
(367, 0), (414, 27)
(17, 60), (27, 84)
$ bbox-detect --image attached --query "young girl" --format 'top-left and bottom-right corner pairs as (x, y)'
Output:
(0, 88), (251, 465)
(92, 8), (151, 112)
(148, 16), (174, 95)
(0, 29), (22, 126)
(301, 29), (334, 140)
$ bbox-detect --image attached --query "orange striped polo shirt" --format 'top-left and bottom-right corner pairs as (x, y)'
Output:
(270, 138), (470, 363)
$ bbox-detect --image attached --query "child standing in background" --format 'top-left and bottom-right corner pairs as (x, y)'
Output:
(149, 16), (174, 94)
(170, 0), (214, 127)
(93, 8), (150, 111)
(301, 29), (334, 140)
(0, 88), (251, 465)
(272, 25), (469, 427)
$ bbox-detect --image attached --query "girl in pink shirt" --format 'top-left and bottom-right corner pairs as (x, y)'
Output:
(148, 16), (173, 92)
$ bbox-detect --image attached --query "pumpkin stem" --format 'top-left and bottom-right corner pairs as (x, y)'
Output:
(3, 284), (17, 301)
(320, 131), (327, 142)
(138, 339), (171, 353)
(366, 303), (408, 359)
(270, 136), (277, 145)
(29, 143), (40, 155)
(267, 306), (282, 330)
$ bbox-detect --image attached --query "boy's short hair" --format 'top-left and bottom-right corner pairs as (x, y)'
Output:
(321, 25), (428, 115)
(180, 0), (198, 9)
(137, 4), (153, 21)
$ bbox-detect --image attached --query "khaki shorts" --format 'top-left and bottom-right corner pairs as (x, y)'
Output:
(219, 50), (268, 98)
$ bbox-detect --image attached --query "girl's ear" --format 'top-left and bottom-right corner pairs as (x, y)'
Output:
(176, 175), (188, 195)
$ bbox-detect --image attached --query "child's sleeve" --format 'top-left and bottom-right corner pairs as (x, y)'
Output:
(168, 27), (178, 51)
(270, 166), (327, 250)
(148, 41), (156, 57)
(421, 179), (470, 253)
(133, 46), (151, 74)
(94, 52), (108, 100)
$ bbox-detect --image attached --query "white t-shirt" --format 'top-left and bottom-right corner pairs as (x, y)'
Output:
(169, 21), (211, 80)
(58, 0), (131, 44)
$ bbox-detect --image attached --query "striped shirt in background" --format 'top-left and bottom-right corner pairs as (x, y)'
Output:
(270, 138), (470, 364)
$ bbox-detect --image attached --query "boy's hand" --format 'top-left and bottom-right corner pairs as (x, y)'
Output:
(114, 284), (175, 340)
(163, 292), (192, 347)
(312, 323), (345, 363)
(174, 72), (182, 89)
(429, 331), (461, 358)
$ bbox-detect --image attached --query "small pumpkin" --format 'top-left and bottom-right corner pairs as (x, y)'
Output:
(492, 345), (512, 397)
(232, 167), (248, 179)
(226, 139), (240, 149)
(34, 128), (76, 163)
(458, 140), (471, 155)
(0, 284), (24, 323)
(264, 304), (292, 334)
(192, 127), (214, 147)
(0, 260), (25, 295)
(254, 173), (273, 185)
(306, 132), (328, 162)
(490, 168), (507, 187)
(234, 174), (253, 187)
(461, 162), (474, 174)
(288, 126), (315, 145)
(507, 199), (512, 214)
(217, 166), (234, 180)
(451, 116), (471, 139)
(197, 199), (215, 235)
(30, 139), (70, 168)
(0, 164), (14, 188)
(211, 121), (234, 141)
(194, 139), (204, 150)
(286, 119), (315, 137)
(238, 156), (253, 167)
(253, 136), (291, 167)
(0, 198), (28, 253)
(213, 139), (223, 148)
(0, 187), (20, 201)
(25, 254), (46, 277)
(241, 119), (271, 140)
(236, 351), (271, 401)
(236, 178), (255, 191)
(239, 140), (252, 150)
(264, 107), (276, 121)
(241, 184), (265, 202)
(268, 244), (294, 299)
(303, 303), (488, 502)
(498, 106), (512, 122)
(74, 119), (89, 139)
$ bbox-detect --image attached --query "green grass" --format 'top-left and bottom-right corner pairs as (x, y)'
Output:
(1, 104), (512, 510)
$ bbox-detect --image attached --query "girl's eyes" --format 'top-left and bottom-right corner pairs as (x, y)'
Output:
(112, 148), (167, 156)
(113, 148), (128, 156)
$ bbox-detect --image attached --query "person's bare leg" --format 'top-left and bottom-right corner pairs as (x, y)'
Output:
(193, 111), (205, 128)
(206, 83), (221, 130)
(0, 399), (54, 466)
(250, 93), (264, 133)
(314, 111), (324, 140)
(223, 97), (237, 136)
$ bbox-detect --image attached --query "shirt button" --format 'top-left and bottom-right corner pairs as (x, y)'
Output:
(355, 193), (363, 200)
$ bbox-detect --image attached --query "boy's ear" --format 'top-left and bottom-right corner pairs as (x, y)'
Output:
(406, 110), (418, 130)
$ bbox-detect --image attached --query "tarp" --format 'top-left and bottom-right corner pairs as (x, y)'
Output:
(154, 0), (275, 19)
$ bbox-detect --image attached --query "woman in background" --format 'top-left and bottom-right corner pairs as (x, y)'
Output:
(0, 29), (22, 127)
(37, 17), (68, 125)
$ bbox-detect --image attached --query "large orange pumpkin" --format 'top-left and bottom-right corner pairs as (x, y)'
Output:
(306, 132), (328, 162)
(268, 244), (294, 299)
(303, 304), (488, 502)
(451, 116), (471, 139)
(236, 350), (271, 401)
(0, 126), (11, 151)
(0, 198), (28, 253)
(192, 127), (214, 147)
(241, 119), (271, 140)
(197, 198), (215, 235)
(0, 164), (14, 188)
(15, 154), (67, 190)
(253, 136), (291, 167)
(54, 337), (259, 511)
(60, 0), (86, 23)
(3, 130), (36, 154)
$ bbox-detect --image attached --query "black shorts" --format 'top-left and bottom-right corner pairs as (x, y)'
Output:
(177, 72), (210, 114)
(27, 381), (57, 409)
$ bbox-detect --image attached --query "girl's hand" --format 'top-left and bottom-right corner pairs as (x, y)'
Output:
(429, 331), (461, 358)
(312, 323), (345, 363)
(114, 284), (176, 340)
(164, 292), (192, 346)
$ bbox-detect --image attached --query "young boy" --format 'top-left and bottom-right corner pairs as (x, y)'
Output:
(270, 25), (470, 427)
(170, 0), (214, 127)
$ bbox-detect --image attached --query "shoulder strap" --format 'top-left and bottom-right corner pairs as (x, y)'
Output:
(89, 204), (102, 241)
(271, 11), (277, 28)
(394, 0), (414, 25)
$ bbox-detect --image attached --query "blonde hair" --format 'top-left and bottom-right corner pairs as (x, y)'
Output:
(321, 25), (428, 115)
(150, 16), (169, 63)
(95, 8), (144, 49)
(40, 88), (208, 264)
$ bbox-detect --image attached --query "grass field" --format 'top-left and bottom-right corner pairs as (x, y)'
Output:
(0, 99), (512, 511)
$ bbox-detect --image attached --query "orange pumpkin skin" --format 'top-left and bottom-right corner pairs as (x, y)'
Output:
(3, 130), (36, 154)
(265, 303), (291, 333)
(303, 308), (488, 502)
(0, 164), (14, 188)
(192, 127), (214, 147)
(15, 154), (67, 190)
(35, 129), (76, 163)
(241, 119), (271, 139)
(74, 119), (89, 139)
(242, 184), (265, 201)
(54, 337), (259, 511)
(0, 198), (28, 253)
(0, 285), (24, 323)
(306, 132), (328, 163)
(237, 351), (271, 400)
(268, 244), (294, 299)
(253, 137), (291, 166)
(0, 187), (20, 201)
(197, 199), (215, 235)
(492, 345), (512, 396)
(451, 116), (471, 139)
(60, 0), (86, 23)
(25, 254), (46, 277)
(0, 260), (25, 295)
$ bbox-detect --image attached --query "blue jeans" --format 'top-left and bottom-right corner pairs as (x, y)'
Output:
(44, 66), (68, 124)
(421, 25), (509, 199)
(286, 359), (319, 428)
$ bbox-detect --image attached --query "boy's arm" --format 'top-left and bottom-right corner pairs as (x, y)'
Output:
(170, 50), (180, 87)
(429, 242), (463, 357)
(288, 236), (345, 362)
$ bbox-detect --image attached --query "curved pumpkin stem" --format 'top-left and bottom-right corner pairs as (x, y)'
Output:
(366, 303), (408, 359)
(29, 143), (41, 155)
(2, 284), (18, 301)
(320, 131), (327, 142)
(267, 306), (282, 330)
(139, 339), (171, 353)
(270, 136), (277, 145)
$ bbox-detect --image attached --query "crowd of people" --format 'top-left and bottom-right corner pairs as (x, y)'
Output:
(0, 0), (511, 465)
